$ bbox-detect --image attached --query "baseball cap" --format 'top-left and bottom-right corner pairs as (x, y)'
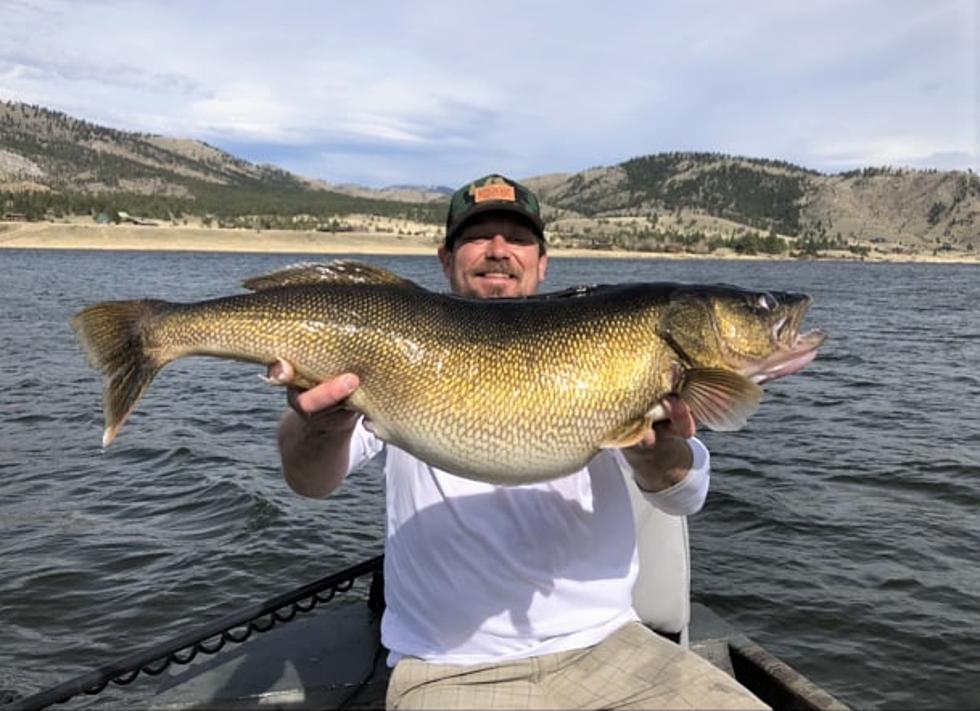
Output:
(444, 174), (546, 249)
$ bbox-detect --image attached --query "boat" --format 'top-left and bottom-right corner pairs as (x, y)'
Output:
(7, 469), (849, 710)
(6, 552), (847, 711)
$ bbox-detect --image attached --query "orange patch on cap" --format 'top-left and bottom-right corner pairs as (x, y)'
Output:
(473, 184), (516, 203)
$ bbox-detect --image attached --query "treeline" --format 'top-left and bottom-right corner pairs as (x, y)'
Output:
(558, 225), (793, 255)
(836, 166), (952, 178)
(559, 225), (877, 258)
(1, 190), (186, 221)
(189, 182), (444, 221)
(1, 186), (445, 224)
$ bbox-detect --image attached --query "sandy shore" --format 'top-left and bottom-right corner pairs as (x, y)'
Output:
(0, 221), (439, 256)
(1, 221), (977, 264)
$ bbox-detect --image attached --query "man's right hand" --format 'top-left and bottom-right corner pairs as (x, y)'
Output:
(268, 359), (361, 433)
(271, 360), (365, 498)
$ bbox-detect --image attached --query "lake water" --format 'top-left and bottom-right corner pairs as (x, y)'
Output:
(1, 249), (978, 709)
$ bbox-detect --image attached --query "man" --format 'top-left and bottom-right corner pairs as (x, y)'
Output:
(271, 175), (767, 709)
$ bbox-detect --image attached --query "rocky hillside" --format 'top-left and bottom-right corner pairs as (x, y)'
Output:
(801, 168), (978, 248)
(525, 154), (979, 250)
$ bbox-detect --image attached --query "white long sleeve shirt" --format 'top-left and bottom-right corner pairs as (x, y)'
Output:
(346, 421), (710, 665)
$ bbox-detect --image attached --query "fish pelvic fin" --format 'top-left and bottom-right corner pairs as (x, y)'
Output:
(242, 260), (422, 291)
(70, 300), (170, 447)
(600, 415), (654, 449)
(680, 368), (763, 432)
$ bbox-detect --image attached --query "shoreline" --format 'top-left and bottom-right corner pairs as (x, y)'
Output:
(1, 221), (977, 265)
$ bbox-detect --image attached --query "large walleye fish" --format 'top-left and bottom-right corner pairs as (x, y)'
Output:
(72, 260), (825, 484)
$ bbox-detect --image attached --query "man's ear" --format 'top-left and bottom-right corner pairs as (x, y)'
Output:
(437, 245), (452, 277)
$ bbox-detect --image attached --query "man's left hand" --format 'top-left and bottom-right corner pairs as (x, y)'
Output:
(635, 395), (695, 448)
(626, 395), (697, 493)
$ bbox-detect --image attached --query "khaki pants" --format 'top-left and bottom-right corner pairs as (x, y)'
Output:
(386, 621), (769, 710)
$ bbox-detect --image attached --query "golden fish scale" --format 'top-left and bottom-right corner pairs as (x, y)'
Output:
(365, 311), (674, 483)
(147, 285), (677, 483)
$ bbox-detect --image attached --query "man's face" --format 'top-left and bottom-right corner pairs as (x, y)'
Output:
(438, 215), (548, 299)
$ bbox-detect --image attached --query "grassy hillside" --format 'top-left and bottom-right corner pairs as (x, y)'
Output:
(0, 101), (444, 226)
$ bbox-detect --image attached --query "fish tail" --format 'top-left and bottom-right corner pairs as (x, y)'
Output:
(70, 299), (172, 447)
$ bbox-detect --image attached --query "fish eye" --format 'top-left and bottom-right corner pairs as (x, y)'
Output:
(756, 293), (778, 310)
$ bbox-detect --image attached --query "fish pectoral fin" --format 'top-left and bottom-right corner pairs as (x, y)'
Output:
(599, 415), (654, 449)
(680, 368), (763, 432)
(242, 260), (423, 291)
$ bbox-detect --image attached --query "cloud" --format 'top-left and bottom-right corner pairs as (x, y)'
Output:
(815, 137), (976, 169)
(0, 0), (975, 185)
(0, 48), (205, 97)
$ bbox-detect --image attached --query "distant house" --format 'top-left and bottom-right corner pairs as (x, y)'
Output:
(559, 234), (616, 250)
(116, 211), (158, 226)
(2, 212), (27, 221)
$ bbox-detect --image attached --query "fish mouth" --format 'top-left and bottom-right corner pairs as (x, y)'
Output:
(748, 329), (827, 384)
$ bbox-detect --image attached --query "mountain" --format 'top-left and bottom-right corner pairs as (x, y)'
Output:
(0, 101), (307, 195)
(0, 100), (444, 224)
(524, 154), (979, 251)
(2, 100), (977, 252)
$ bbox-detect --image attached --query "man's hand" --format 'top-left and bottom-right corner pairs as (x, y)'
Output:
(271, 360), (362, 498)
(268, 360), (361, 432)
(635, 395), (695, 448)
(625, 395), (697, 493)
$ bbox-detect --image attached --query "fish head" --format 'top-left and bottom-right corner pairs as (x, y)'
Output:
(661, 285), (827, 385)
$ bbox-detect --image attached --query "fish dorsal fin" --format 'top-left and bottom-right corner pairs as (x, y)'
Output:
(242, 260), (421, 291)
(599, 414), (654, 449)
(680, 368), (763, 432)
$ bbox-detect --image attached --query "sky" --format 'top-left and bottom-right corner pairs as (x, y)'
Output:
(1, 0), (977, 188)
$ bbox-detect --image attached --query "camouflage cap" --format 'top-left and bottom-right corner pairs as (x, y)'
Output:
(444, 174), (545, 249)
